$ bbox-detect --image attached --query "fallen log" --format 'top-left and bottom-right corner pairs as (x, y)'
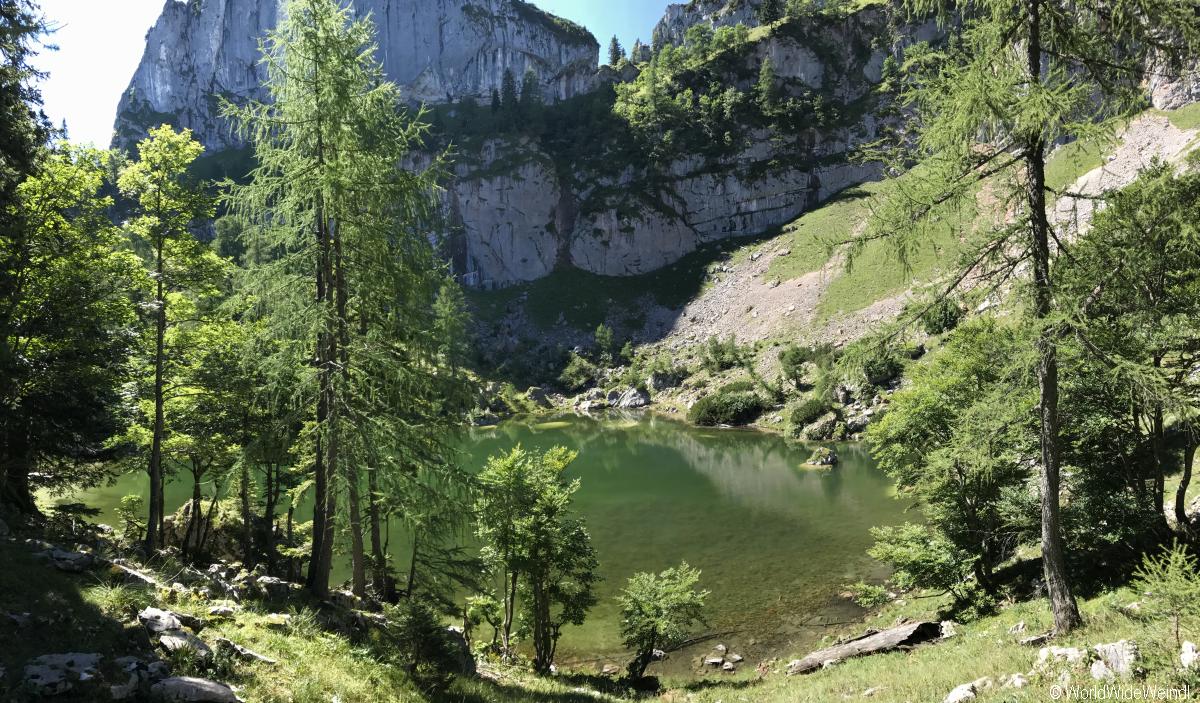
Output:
(786, 620), (942, 675)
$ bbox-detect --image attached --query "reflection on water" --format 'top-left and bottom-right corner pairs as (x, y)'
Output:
(60, 412), (907, 675)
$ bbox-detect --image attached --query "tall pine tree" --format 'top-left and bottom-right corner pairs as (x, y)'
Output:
(870, 0), (1200, 633)
(223, 0), (474, 598)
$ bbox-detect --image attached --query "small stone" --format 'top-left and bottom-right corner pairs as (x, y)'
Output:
(862, 687), (880, 697)
(214, 638), (276, 665)
(208, 605), (237, 618)
(722, 661), (736, 672)
(1020, 633), (1051, 646)
(600, 664), (619, 676)
(1002, 673), (1029, 689)
(1093, 640), (1138, 678)
(704, 657), (725, 667)
(1182, 641), (1199, 670)
(728, 653), (744, 663)
(1008, 621), (1026, 634)
(713, 644), (727, 655)
(263, 613), (292, 630)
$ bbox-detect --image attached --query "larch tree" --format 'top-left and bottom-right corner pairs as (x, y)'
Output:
(118, 125), (218, 552)
(223, 0), (473, 599)
(870, 0), (1200, 633)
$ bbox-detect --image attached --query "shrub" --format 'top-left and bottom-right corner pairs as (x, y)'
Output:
(559, 352), (598, 392)
(701, 335), (746, 373)
(787, 395), (827, 433)
(117, 494), (146, 543)
(389, 600), (461, 694)
(861, 350), (902, 387)
(618, 562), (709, 680)
(1134, 542), (1200, 646)
(688, 390), (765, 426)
(920, 297), (963, 336)
(847, 581), (890, 608)
(595, 323), (615, 366)
(867, 523), (973, 601)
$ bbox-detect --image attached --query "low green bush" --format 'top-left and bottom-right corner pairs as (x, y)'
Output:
(787, 395), (828, 434)
(688, 390), (766, 426)
(558, 353), (598, 392)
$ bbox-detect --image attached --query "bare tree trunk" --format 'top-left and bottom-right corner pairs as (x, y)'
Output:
(1026, 0), (1081, 636)
(265, 464), (277, 574)
(405, 531), (420, 600)
(346, 463), (367, 597)
(1176, 433), (1195, 533)
(240, 462), (253, 568)
(146, 234), (166, 553)
(367, 466), (386, 594)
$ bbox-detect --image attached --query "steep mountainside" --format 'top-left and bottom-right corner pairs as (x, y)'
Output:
(114, 0), (598, 149)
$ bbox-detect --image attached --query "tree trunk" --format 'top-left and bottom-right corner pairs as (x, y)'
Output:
(183, 466), (202, 561)
(146, 234), (166, 553)
(1176, 433), (1196, 533)
(501, 570), (519, 659)
(406, 530), (420, 599)
(346, 461), (367, 597)
(264, 463), (277, 574)
(240, 462), (253, 568)
(1026, 0), (1081, 636)
(367, 466), (386, 594)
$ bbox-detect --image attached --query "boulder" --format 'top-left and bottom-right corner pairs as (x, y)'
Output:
(802, 412), (845, 441)
(1019, 633), (1051, 646)
(805, 446), (838, 467)
(214, 638), (276, 665)
(22, 653), (102, 696)
(1008, 621), (1026, 634)
(713, 644), (727, 654)
(159, 630), (214, 661)
(615, 387), (651, 409)
(38, 547), (97, 572)
(940, 621), (957, 639)
(721, 661), (736, 672)
(525, 387), (552, 408)
(150, 676), (241, 702)
(1036, 646), (1085, 670)
(263, 613), (292, 630)
(647, 371), (683, 391)
(139, 607), (183, 634)
(207, 605), (238, 618)
(1093, 640), (1138, 679)
(1001, 673), (1029, 688)
(255, 575), (297, 599)
(728, 653), (744, 663)
(943, 683), (976, 703)
(704, 657), (725, 667)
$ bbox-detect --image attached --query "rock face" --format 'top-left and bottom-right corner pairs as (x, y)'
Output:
(114, 0), (599, 150)
(652, 0), (764, 49)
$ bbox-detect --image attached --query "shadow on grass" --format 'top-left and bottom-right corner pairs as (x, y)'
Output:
(0, 538), (151, 702)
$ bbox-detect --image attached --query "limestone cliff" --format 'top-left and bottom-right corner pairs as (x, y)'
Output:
(113, 0), (599, 149)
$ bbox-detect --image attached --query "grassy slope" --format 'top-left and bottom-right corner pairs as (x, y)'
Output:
(661, 587), (1197, 703)
(0, 539), (619, 703)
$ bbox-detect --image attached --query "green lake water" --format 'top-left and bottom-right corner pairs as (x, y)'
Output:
(58, 413), (908, 676)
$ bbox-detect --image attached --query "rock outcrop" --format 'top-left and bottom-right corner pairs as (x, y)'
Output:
(114, 0), (599, 150)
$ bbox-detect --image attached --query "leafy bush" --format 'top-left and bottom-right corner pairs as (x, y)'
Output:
(688, 390), (765, 426)
(618, 561), (709, 680)
(778, 343), (834, 388)
(558, 352), (598, 392)
(117, 494), (146, 543)
(862, 350), (902, 387)
(846, 581), (890, 608)
(594, 323), (615, 366)
(920, 297), (963, 335)
(867, 523), (973, 600)
(787, 395), (828, 433)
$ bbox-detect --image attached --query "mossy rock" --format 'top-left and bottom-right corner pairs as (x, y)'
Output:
(805, 446), (838, 467)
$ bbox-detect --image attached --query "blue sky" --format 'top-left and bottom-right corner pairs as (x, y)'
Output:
(33, 0), (667, 147)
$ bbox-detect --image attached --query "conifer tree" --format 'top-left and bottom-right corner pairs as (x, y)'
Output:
(223, 0), (474, 598)
(871, 0), (1200, 633)
(608, 35), (624, 66)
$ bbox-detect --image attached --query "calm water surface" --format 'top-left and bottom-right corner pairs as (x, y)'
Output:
(61, 413), (908, 675)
